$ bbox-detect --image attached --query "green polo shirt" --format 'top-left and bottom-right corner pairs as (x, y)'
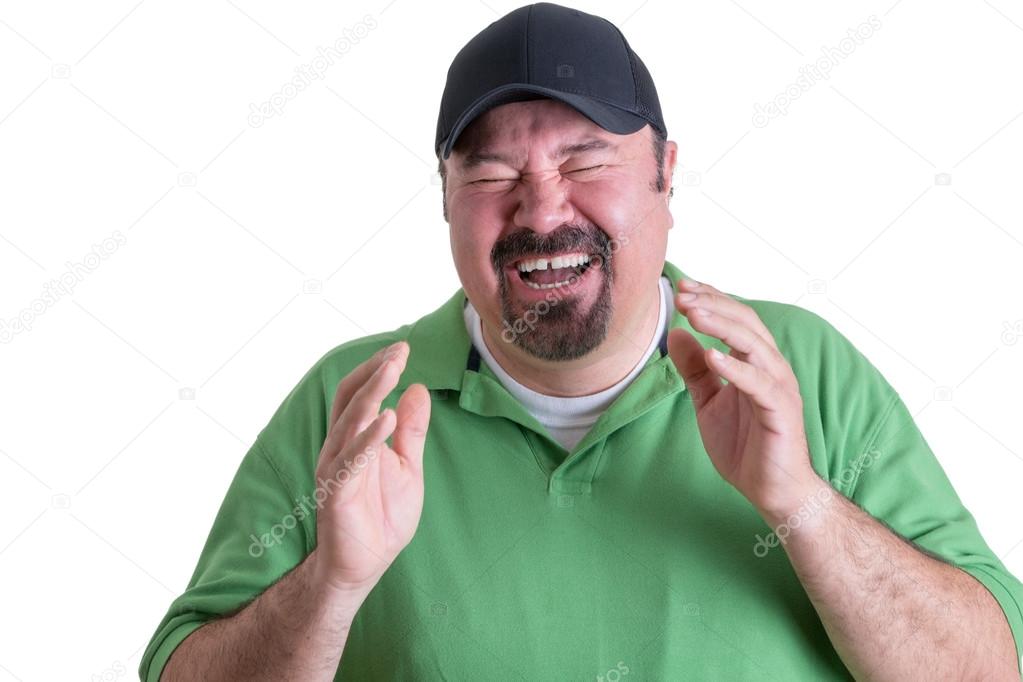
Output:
(140, 259), (1023, 680)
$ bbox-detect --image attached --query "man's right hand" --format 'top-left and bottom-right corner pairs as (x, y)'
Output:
(311, 340), (432, 596)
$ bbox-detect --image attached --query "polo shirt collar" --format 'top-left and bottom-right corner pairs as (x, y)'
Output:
(399, 259), (712, 450)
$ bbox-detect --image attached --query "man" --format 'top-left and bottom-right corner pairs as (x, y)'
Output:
(142, 3), (1023, 679)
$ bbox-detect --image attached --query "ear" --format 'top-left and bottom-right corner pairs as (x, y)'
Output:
(438, 156), (450, 223)
(662, 140), (679, 233)
(664, 139), (678, 202)
(664, 140), (678, 233)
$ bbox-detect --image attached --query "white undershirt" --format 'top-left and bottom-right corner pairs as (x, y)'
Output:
(463, 276), (674, 451)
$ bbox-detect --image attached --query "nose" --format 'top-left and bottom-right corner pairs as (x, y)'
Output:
(512, 170), (574, 234)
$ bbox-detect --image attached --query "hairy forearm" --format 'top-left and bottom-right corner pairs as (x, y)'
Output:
(761, 477), (1019, 681)
(161, 548), (369, 682)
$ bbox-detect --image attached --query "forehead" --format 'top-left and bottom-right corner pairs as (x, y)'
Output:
(452, 99), (640, 168)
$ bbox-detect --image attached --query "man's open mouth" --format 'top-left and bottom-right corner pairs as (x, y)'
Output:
(511, 251), (601, 290)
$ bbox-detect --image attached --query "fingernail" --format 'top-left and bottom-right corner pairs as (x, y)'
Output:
(380, 346), (401, 364)
(681, 277), (700, 289)
(677, 292), (697, 302)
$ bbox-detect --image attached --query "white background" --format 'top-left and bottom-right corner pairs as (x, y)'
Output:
(1, 0), (1022, 679)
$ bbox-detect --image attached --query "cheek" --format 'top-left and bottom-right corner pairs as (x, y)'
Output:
(449, 207), (502, 293)
(573, 180), (649, 250)
(573, 182), (668, 289)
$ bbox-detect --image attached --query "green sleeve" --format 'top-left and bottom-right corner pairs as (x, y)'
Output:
(137, 440), (312, 681)
(828, 335), (1023, 673)
(137, 336), (399, 681)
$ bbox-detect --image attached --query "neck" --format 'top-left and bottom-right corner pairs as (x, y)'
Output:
(479, 280), (663, 397)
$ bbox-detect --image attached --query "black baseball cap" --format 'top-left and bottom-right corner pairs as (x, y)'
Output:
(435, 2), (667, 160)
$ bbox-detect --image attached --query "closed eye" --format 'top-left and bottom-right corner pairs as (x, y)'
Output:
(471, 164), (604, 184)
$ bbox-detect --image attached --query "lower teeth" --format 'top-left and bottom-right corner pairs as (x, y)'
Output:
(525, 280), (571, 290)
(523, 265), (590, 290)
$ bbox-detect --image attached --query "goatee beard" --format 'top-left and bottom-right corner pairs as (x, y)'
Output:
(491, 224), (615, 361)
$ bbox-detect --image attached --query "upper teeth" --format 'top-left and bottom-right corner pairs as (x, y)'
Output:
(516, 253), (590, 273)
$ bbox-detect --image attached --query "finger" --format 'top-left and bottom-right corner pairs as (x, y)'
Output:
(325, 408), (396, 505)
(363, 432), (383, 506)
(679, 305), (787, 382)
(675, 289), (777, 352)
(675, 279), (778, 349)
(392, 383), (431, 476)
(667, 327), (723, 411)
(329, 341), (407, 429)
(320, 345), (406, 464)
(703, 346), (784, 414)
(334, 343), (409, 447)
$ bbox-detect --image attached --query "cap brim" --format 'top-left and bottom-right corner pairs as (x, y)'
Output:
(439, 83), (651, 160)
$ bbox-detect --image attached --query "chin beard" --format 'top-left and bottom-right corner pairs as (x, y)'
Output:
(497, 253), (615, 361)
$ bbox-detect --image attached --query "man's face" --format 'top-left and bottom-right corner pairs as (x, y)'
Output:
(444, 99), (676, 362)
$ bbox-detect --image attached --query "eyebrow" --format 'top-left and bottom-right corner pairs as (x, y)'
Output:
(459, 138), (615, 171)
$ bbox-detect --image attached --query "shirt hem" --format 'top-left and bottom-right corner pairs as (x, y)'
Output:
(956, 563), (1023, 675)
(142, 620), (207, 682)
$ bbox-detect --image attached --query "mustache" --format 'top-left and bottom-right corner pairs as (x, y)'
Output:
(490, 224), (613, 272)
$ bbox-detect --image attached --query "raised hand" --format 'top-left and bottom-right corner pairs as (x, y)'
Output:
(667, 278), (822, 518)
(312, 341), (432, 594)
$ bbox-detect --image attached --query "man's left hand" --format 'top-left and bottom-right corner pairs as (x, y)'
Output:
(666, 277), (825, 520)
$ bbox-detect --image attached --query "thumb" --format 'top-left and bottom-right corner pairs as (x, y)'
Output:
(667, 327), (722, 410)
(393, 383), (431, 475)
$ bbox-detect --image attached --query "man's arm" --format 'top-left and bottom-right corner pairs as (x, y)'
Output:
(668, 277), (1021, 679)
(162, 548), (368, 682)
(157, 340), (431, 681)
(760, 475), (1020, 681)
